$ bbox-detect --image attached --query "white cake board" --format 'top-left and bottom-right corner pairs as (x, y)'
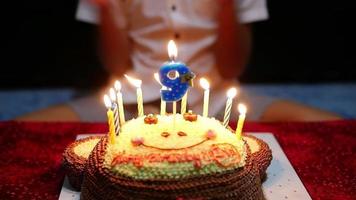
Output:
(59, 133), (312, 200)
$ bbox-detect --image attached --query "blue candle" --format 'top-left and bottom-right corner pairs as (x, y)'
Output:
(158, 40), (195, 102)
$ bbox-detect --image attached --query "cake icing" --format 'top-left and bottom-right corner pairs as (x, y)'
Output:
(104, 114), (247, 180)
(81, 136), (264, 200)
(74, 138), (101, 158)
(243, 136), (260, 153)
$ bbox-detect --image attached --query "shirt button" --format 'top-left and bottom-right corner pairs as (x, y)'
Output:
(174, 33), (180, 39)
(171, 5), (176, 11)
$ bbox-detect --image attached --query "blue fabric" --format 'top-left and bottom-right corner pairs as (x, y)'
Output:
(0, 89), (75, 120)
(1, 84), (355, 121)
(243, 84), (356, 119)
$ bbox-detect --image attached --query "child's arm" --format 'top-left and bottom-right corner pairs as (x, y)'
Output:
(215, 0), (252, 79)
(95, 0), (131, 77)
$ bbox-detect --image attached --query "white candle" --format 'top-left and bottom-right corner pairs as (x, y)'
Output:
(173, 101), (177, 115)
(223, 88), (237, 127)
(154, 73), (166, 115)
(235, 103), (247, 140)
(200, 78), (210, 117)
(109, 88), (120, 135)
(125, 75), (144, 117)
(114, 81), (125, 125)
(172, 101), (177, 131)
(181, 91), (188, 114)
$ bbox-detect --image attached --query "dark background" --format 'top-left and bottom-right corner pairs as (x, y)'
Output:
(2, 0), (356, 89)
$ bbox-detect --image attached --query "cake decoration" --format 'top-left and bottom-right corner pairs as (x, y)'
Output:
(177, 131), (187, 136)
(131, 137), (144, 146)
(159, 40), (195, 102)
(81, 137), (264, 200)
(144, 114), (158, 124)
(161, 132), (170, 137)
(183, 110), (198, 122)
(103, 114), (247, 180)
(206, 129), (216, 139)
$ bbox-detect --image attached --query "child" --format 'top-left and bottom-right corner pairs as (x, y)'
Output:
(17, 0), (340, 121)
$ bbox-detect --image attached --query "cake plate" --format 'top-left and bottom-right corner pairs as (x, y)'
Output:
(59, 133), (312, 200)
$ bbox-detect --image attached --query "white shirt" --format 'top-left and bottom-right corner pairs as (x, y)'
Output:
(76, 0), (268, 116)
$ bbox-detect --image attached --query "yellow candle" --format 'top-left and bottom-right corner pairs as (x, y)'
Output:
(104, 95), (116, 144)
(223, 88), (237, 127)
(113, 105), (119, 134)
(154, 73), (166, 115)
(109, 88), (120, 135)
(137, 87), (144, 116)
(235, 103), (247, 140)
(125, 75), (144, 117)
(200, 78), (210, 117)
(114, 81), (125, 125)
(181, 91), (188, 114)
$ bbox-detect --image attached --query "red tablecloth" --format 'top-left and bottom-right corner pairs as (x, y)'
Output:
(0, 121), (355, 200)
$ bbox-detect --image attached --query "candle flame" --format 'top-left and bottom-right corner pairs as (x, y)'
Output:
(199, 78), (210, 90)
(227, 87), (237, 98)
(168, 40), (177, 61)
(109, 88), (116, 101)
(125, 74), (142, 88)
(238, 103), (247, 114)
(104, 95), (112, 109)
(114, 80), (121, 91)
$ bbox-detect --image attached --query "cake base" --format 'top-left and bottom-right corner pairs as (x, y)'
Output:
(62, 136), (102, 191)
(81, 137), (264, 200)
(244, 135), (272, 181)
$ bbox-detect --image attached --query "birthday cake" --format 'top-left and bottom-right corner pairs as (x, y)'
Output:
(62, 40), (272, 199)
(80, 114), (265, 200)
(62, 115), (272, 199)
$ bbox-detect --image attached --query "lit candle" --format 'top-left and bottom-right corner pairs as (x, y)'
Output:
(104, 95), (116, 144)
(235, 103), (247, 140)
(109, 88), (120, 135)
(114, 81), (125, 125)
(181, 92), (188, 114)
(222, 88), (237, 127)
(200, 78), (210, 117)
(125, 75), (144, 117)
(158, 40), (195, 102)
(154, 73), (166, 115)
